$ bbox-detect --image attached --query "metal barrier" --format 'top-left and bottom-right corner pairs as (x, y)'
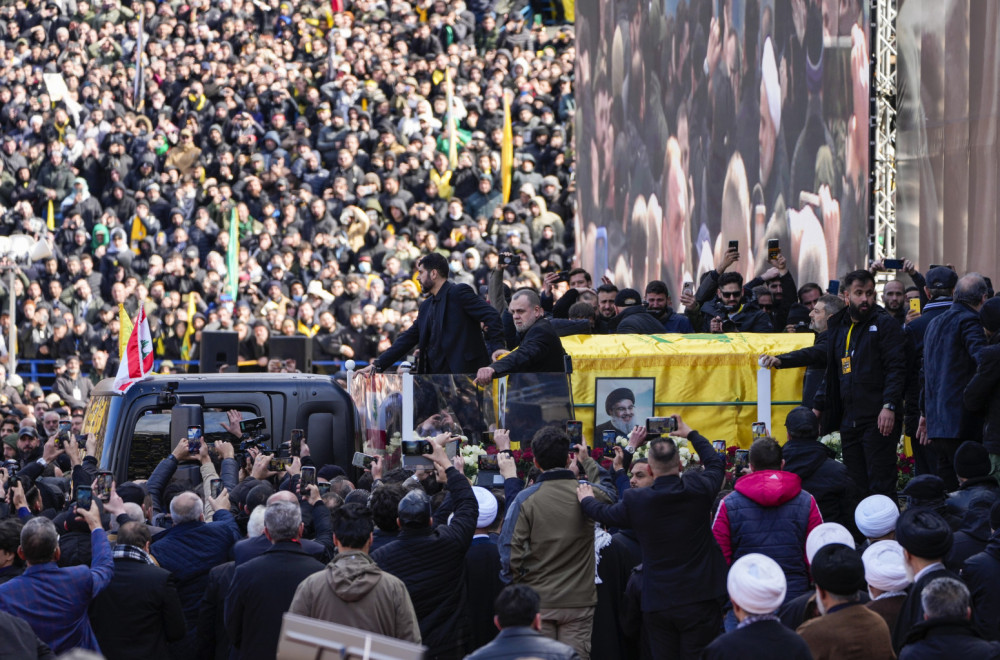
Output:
(14, 359), (352, 393)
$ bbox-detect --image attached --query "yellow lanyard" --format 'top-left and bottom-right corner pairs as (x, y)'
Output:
(844, 323), (855, 357)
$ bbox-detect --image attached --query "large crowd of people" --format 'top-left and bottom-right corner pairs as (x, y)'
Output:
(2, 0), (1000, 658)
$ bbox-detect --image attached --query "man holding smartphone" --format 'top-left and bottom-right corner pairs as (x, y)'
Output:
(500, 426), (617, 659)
(576, 415), (726, 658)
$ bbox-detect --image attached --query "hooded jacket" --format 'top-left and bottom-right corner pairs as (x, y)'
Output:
(712, 470), (823, 600)
(289, 550), (420, 643)
(781, 437), (858, 535)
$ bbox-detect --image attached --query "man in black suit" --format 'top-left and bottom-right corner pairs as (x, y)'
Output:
(892, 507), (959, 652)
(232, 489), (333, 566)
(363, 252), (505, 374)
(90, 521), (186, 660)
(576, 414), (728, 659)
(475, 289), (566, 386)
(224, 501), (325, 660)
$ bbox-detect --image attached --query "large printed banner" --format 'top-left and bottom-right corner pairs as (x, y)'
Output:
(575, 0), (870, 297)
(563, 332), (814, 447)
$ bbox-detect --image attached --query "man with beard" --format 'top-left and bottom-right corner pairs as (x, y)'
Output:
(814, 270), (906, 498)
(474, 289), (566, 386)
(699, 273), (773, 333)
(360, 253), (504, 375)
(882, 280), (908, 324)
(595, 388), (637, 437)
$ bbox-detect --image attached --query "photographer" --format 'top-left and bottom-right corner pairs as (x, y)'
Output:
(699, 272), (773, 333)
(371, 432), (478, 658)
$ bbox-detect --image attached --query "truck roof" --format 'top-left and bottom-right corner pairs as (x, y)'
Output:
(92, 373), (340, 397)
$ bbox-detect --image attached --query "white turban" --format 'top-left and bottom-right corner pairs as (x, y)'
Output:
(806, 522), (856, 565)
(862, 540), (912, 593)
(727, 553), (787, 615)
(472, 486), (498, 529)
(761, 37), (781, 135)
(855, 495), (900, 539)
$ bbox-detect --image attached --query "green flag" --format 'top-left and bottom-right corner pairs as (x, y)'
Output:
(226, 206), (239, 304)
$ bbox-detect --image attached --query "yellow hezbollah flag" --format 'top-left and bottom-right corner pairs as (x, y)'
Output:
(130, 214), (147, 253)
(445, 67), (457, 170)
(501, 94), (513, 204)
(562, 333), (815, 449)
(180, 294), (197, 361)
(47, 200), (55, 231)
(118, 304), (133, 359)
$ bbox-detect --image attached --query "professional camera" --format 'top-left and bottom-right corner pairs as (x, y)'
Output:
(500, 252), (521, 267)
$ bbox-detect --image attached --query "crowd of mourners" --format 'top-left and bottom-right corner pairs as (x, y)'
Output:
(3, 0), (1000, 658)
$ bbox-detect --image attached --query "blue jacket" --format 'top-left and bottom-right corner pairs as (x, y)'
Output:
(150, 510), (241, 633)
(713, 470), (823, 600)
(923, 301), (987, 438)
(0, 529), (114, 654)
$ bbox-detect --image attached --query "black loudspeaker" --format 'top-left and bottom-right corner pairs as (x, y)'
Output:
(200, 331), (239, 374)
(269, 335), (312, 373)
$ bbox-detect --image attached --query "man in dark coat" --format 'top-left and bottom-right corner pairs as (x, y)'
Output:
(475, 289), (566, 386)
(224, 501), (324, 660)
(699, 272), (774, 333)
(149, 490), (241, 655)
(613, 288), (666, 334)
(814, 270), (907, 498)
(760, 293), (844, 407)
(963, 297), (1000, 481)
(371, 437), (478, 659)
(920, 274), (989, 490)
(781, 406), (860, 537)
(960, 500), (1000, 641)
(465, 585), (579, 660)
(947, 442), (1000, 569)
(366, 253), (504, 374)
(899, 576), (1000, 659)
(90, 522), (186, 660)
(0, 610), (54, 660)
(702, 553), (813, 660)
(232, 489), (334, 565)
(904, 266), (957, 476)
(577, 415), (728, 659)
(893, 508), (960, 652)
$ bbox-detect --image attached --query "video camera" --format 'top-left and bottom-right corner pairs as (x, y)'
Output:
(237, 416), (270, 454)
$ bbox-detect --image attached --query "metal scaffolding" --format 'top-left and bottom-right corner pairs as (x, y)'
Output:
(870, 0), (897, 275)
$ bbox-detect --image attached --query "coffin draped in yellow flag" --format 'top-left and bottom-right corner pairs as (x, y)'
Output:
(561, 333), (815, 448)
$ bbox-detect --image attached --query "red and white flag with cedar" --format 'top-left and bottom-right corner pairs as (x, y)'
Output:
(114, 303), (155, 392)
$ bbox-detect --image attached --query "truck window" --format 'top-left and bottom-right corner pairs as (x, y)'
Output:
(127, 408), (257, 481)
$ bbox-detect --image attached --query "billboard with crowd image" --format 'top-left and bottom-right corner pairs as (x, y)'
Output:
(575, 0), (871, 298)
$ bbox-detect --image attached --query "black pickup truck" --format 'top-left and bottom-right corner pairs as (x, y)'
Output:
(82, 373), (358, 483)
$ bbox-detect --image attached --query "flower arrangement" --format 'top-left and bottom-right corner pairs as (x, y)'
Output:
(460, 443), (487, 480)
(819, 432), (842, 461)
(897, 441), (915, 492)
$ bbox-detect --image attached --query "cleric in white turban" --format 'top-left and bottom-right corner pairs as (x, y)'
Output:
(855, 494), (900, 541)
(702, 553), (813, 659)
(806, 522), (856, 565)
(862, 540), (911, 636)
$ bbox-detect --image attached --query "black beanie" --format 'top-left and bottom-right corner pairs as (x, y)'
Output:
(953, 441), (990, 479)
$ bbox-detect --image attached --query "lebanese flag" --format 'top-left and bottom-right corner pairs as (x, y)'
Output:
(114, 303), (156, 392)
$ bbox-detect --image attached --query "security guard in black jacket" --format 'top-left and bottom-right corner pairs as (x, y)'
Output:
(814, 270), (907, 499)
